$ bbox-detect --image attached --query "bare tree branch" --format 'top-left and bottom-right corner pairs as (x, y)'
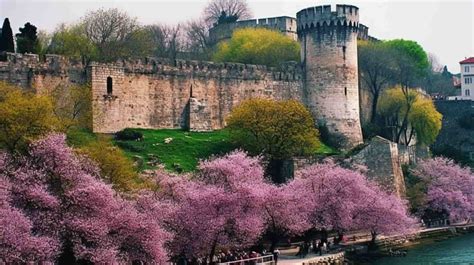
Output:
(203, 0), (252, 25)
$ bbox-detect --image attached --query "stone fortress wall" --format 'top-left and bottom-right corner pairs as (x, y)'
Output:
(0, 4), (421, 196)
(90, 58), (303, 133)
(0, 4), (380, 149)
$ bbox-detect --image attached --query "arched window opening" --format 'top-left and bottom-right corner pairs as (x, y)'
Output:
(107, 76), (113, 95)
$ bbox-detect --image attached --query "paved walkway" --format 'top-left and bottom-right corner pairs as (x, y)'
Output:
(277, 247), (344, 265)
(278, 252), (344, 265)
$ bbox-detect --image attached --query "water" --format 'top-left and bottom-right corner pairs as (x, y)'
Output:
(373, 232), (474, 265)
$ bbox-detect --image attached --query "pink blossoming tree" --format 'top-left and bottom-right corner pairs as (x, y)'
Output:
(414, 157), (474, 222)
(291, 162), (416, 242)
(353, 183), (417, 244)
(0, 134), (168, 264)
(158, 151), (268, 262)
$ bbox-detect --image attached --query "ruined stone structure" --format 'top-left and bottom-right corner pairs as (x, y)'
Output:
(297, 5), (363, 147)
(352, 136), (406, 197)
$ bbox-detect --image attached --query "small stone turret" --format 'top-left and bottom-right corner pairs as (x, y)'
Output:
(297, 5), (363, 149)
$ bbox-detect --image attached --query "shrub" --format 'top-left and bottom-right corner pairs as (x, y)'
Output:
(115, 128), (144, 141)
(80, 136), (151, 192)
(212, 28), (300, 67)
(0, 82), (59, 152)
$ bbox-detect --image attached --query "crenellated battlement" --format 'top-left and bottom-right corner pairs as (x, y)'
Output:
(90, 57), (303, 81)
(209, 16), (297, 44)
(0, 52), (84, 74)
(296, 4), (359, 34)
(0, 52), (86, 89)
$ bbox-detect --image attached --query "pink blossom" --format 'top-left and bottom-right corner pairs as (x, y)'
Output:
(0, 134), (168, 264)
(414, 158), (474, 222)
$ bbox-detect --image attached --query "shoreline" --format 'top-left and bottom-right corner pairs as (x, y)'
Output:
(345, 223), (474, 264)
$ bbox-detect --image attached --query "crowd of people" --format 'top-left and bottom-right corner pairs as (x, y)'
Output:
(177, 238), (341, 265)
(296, 237), (343, 258)
(213, 249), (280, 265)
(175, 248), (280, 265)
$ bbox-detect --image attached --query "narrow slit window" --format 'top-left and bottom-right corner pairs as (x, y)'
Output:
(344, 87), (347, 96)
(107, 76), (113, 95)
(342, 46), (346, 60)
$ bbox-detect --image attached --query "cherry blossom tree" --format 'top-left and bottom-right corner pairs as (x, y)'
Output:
(353, 183), (417, 244)
(0, 134), (168, 264)
(292, 162), (416, 242)
(0, 173), (58, 263)
(158, 151), (268, 262)
(293, 163), (374, 234)
(261, 184), (311, 251)
(414, 158), (474, 222)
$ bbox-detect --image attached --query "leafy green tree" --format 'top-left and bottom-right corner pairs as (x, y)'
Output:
(0, 18), (15, 53)
(213, 28), (300, 67)
(0, 82), (59, 152)
(378, 86), (442, 146)
(47, 24), (97, 60)
(358, 40), (397, 122)
(16, 22), (41, 54)
(226, 98), (320, 183)
(385, 39), (429, 88)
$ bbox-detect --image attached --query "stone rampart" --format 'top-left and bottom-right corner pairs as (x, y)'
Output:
(90, 58), (304, 133)
(209, 16), (297, 45)
(0, 52), (86, 93)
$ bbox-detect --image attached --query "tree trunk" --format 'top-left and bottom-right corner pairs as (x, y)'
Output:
(370, 231), (377, 245)
(321, 229), (329, 243)
(370, 90), (380, 123)
(266, 159), (294, 184)
(208, 237), (219, 265)
(270, 236), (279, 253)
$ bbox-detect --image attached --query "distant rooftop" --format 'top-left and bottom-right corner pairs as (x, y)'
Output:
(460, 57), (474, 64)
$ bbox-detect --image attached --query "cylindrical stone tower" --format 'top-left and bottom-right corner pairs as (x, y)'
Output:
(297, 5), (363, 149)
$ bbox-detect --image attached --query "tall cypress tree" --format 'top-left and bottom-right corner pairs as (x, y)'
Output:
(0, 18), (15, 53)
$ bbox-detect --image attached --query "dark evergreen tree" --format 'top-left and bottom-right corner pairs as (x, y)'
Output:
(0, 18), (15, 53)
(16, 22), (39, 53)
(442, 65), (452, 78)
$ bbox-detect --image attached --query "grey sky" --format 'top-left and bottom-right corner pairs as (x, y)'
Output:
(1, 0), (472, 72)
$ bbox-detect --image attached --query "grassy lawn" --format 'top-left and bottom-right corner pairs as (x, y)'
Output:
(114, 129), (238, 172)
(113, 128), (338, 172)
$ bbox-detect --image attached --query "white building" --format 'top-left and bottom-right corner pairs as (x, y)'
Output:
(450, 57), (474, 100)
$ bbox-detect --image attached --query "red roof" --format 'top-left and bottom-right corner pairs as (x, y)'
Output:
(460, 57), (474, 64)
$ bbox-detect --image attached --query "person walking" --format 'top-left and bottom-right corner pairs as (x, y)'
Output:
(273, 248), (280, 264)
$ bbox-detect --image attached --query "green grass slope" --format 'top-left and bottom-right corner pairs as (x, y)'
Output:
(114, 129), (338, 172)
(114, 129), (237, 172)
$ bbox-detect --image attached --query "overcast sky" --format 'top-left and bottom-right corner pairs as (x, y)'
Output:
(1, 0), (473, 72)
